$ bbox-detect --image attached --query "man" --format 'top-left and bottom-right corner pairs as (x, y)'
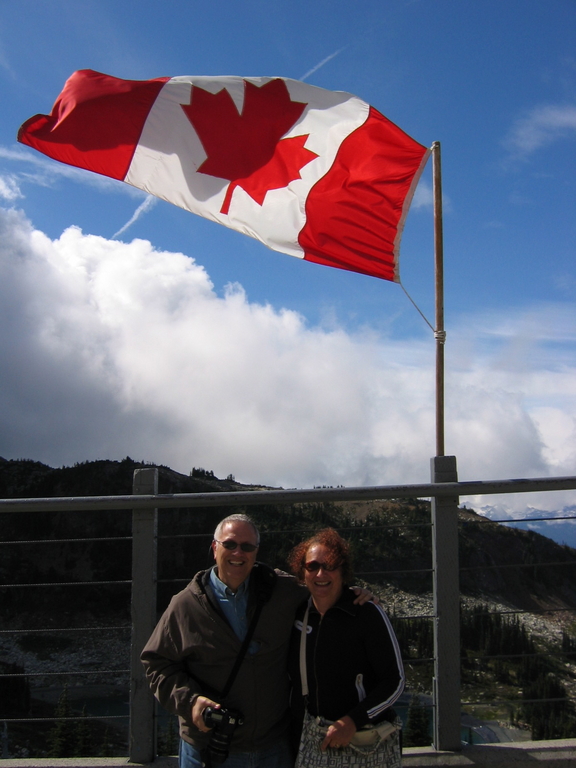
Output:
(141, 514), (373, 768)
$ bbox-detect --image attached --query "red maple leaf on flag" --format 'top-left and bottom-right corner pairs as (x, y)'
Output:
(181, 79), (318, 214)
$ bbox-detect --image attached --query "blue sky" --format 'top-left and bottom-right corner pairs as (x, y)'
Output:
(0, 1), (575, 531)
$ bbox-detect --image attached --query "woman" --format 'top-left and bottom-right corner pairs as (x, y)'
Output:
(287, 528), (404, 768)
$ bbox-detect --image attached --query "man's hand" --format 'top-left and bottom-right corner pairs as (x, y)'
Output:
(351, 585), (379, 605)
(191, 695), (221, 732)
(321, 715), (357, 751)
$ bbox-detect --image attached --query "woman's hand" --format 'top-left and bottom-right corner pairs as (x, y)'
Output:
(321, 715), (357, 751)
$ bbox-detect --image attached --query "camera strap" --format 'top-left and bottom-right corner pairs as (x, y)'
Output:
(220, 603), (262, 699)
(220, 566), (276, 700)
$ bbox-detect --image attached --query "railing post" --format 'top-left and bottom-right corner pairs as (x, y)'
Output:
(430, 455), (461, 751)
(129, 467), (158, 763)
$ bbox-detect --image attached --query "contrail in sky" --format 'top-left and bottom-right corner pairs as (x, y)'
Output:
(300, 46), (349, 81)
(112, 195), (157, 239)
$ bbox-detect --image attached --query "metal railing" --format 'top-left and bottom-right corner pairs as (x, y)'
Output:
(1, 457), (575, 762)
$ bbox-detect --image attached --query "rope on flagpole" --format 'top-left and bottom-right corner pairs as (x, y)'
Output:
(397, 140), (446, 457)
(400, 142), (447, 456)
(399, 281), (436, 338)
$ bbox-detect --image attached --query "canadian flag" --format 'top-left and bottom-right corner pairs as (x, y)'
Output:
(18, 70), (429, 281)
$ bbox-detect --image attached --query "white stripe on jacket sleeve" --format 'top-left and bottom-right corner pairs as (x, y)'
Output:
(366, 603), (406, 720)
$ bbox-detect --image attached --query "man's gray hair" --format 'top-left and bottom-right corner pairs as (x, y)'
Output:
(214, 514), (260, 545)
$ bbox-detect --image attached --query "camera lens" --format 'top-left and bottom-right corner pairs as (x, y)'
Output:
(201, 706), (244, 765)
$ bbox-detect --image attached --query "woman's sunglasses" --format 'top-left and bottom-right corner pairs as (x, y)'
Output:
(304, 560), (341, 573)
(214, 539), (259, 552)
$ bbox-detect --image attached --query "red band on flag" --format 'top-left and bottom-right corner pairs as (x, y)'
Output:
(299, 107), (428, 282)
(18, 70), (169, 180)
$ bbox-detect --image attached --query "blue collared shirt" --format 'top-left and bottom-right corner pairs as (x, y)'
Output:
(210, 567), (260, 654)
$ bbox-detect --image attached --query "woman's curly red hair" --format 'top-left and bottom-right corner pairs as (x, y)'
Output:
(287, 527), (354, 584)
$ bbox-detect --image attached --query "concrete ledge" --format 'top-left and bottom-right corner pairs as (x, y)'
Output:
(1, 741), (575, 768)
(402, 739), (576, 766)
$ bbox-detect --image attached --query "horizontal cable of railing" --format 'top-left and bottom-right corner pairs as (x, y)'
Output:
(0, 626), (129, 634)
(460, 560), (576, 570)
(260, 523), (433, 531)
(1, 579), (132, 587)
(0, 669), (129, 677)
(6, 564), (575, 589)
(465, 514), (576, 524)
(356, 568), (433, 575)
(1, 518), (570, 545)
(400, 657), (434, 663)
(461, 697), (571, 707)
(159, 522), (434, 539)
(2, 516), (572, 541)
(1, 515), (571, 545)
(482, 606), (574, 616)
(464, 651), (576, 661)
(3, 715), (129, 723)
(8, 568), (571, 589)
(0, 535), (132, 545)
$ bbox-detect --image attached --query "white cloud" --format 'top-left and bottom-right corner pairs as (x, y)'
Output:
(410, 179), (451, 213)
(504, 103), (576, 158)
(447, 305), (576, 516)
(0, 173), (22, 200)
(0, 206), (575, 510)
(411, 179), (433, 209)
(0, 39), (14, 77)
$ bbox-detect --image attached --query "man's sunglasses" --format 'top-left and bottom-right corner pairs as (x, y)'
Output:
(304, 560), (341, 573)
(214, 539), (259, 552)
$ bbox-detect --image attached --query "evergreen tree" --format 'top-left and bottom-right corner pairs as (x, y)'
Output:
(47, 686), (76, 757)
(521, 672), (576, 739)
(100, 726), (112, 757)
(561, 631), (576, 661)
(74, 706), (91, 757)
(157, 717), (178, 756)
(404, 694), (431, 747)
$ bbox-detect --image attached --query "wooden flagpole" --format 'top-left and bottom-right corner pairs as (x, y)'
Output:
(430, 142), (461, 751)
(432, 141), (446, 457)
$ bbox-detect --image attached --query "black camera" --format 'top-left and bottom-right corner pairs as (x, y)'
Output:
(202, 706), (244, 764)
